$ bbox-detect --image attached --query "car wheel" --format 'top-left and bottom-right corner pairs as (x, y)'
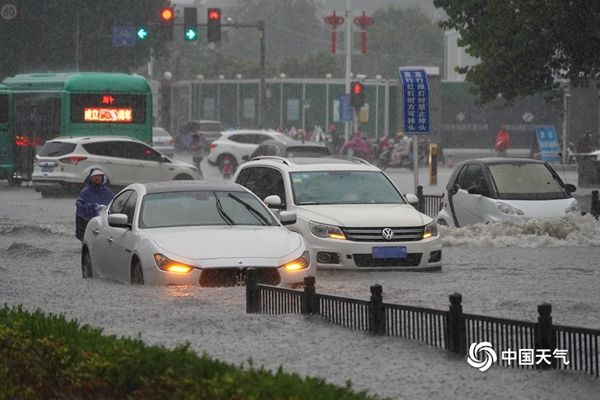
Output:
(437, 218), (448, 226)
(174, 174), (193, 180)
(217, 154), (237, 172)
(8, 177), (23, 187)
(131, 260), (144, 285)
(82, 249), (93, 279)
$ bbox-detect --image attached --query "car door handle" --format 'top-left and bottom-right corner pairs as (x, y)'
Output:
(107, 238), (113, 243)
(137, 163), (144, 167)
(105, 160), (112, 164)
(92, 228), (100, 235)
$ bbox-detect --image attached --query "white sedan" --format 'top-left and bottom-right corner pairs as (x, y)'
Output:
(81, 181), (312, 287)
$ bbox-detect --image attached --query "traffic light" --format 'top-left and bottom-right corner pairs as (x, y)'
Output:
(136, 26), (149, 41)
(183, 7), (198, 41)
(207, 8), (222, 42)
(350, 81), (365, 109)
(159, 6), (174, 41)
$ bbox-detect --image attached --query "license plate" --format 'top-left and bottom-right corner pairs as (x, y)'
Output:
(41, 166), (55, 173)
(372, 246), (407, 259)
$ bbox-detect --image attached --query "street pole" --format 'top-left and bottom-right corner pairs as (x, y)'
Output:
(75, 10), (80, 71)
(375, 75), (381, 140)
(384, 78), (389, 137)
(258, 21), (266, 128)
(344, 0), (352, 142)
(562, 83), (570, 165)
(279, 73), (285, 130)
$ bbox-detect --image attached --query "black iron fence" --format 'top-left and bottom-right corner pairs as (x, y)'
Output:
(246, 270), (600, 378)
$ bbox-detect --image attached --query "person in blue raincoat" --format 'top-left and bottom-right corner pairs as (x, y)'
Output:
(75, 169), (115, 241)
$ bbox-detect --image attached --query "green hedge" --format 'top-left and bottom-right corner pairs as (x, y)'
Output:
(0, 305), (386, 400)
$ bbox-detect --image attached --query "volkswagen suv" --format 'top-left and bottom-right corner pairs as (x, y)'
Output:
(33, 136), (201, 196)
(233, 156), (442, 271)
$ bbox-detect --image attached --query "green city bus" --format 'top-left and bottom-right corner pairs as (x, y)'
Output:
(0, 84), (15, 184)
(0, 72), (153, 183)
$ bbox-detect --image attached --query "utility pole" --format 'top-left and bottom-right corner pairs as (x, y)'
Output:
(344, 0), (352, 142)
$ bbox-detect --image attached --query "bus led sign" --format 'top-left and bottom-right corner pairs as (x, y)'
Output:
(84, 107), (133, 123)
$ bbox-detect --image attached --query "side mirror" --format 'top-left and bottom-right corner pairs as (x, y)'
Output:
(264, 195), (284, 209)
(467, 185), (483, 195)
(107, 213), (131, 229)
(564, 183), (576, 194)
(449, 183), (460, 195)
(405, 193), (419, 206)
(279, 210), (297, 225)
(242, 155), (250, 161)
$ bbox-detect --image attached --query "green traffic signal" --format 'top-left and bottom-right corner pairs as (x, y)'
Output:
(184, 28), (198, 41)
(136, 27), (149, 41)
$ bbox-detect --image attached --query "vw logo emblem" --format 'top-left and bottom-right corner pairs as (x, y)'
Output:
(237, 260), (243, 265)
(381, 228), (394, 240)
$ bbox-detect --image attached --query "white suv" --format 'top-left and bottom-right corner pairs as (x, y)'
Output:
(233, 156), (442, 271)
(207, 129), (288, 172)
(33, 136), (201, 196)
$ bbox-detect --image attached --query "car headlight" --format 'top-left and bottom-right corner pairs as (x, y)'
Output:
(280, 250), (310, 272)
(309, 221), (346, 240)
(565, 199), (581, 214)
(496, 201), (524, 216)
(154, 253), (194, 274)
(422, 221), (438, 239)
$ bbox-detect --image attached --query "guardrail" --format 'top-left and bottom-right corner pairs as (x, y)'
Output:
(246, 271), (600, 378)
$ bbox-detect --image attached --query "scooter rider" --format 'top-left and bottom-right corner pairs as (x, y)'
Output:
(75, 168), (115, 241)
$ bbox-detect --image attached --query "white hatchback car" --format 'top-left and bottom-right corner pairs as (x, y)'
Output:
(207, 129), (289, 172)
(33, 136), (201, 196)
(81, 181), (311, 287)
(436, 158), (580, 227)
(233, 156), (442, 271)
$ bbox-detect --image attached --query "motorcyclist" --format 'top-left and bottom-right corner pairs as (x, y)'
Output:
(75, 168), (115, 241)
(339, 131), (371, 158)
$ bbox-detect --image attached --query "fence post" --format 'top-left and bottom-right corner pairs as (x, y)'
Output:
(447, 293), (466, 355)
(245, 268), (259, 314)
(369, 284), (385, 335)
(302, 276), (318, 315)
(416, 185), (424, 213)
(535, 303), (556, 369)
(591, 190), (600, 217)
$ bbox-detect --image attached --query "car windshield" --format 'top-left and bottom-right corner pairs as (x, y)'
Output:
(487, 163), (569, 200)
(139, 190), (278, 228)
(290, 170), (405, 205)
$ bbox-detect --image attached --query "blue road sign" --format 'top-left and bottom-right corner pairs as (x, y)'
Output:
(535, 126), (561, 164)
(112, 26), (136, 47)
(399, 68), (430, 134)
(339, 94), (353, 122)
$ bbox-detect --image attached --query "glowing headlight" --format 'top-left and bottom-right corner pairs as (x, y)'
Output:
(309, 221), (346, 239)
(422, 221), (438, 239)
(280, 250), (310, 272)
(496, 201), (524, 216)
(565, 200), (581, 214)
(153, 253), (194, 274)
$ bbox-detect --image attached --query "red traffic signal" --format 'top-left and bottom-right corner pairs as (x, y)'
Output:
(350, 81), (365, 108)
(207, 8), (222, 42)
(160, 7), (174, 22)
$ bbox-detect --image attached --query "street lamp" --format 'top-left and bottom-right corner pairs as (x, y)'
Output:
(325, 73), (332, 131)
(561, 80), (571, 165)
(375, 74), (382, 140)
(236, 74), (242, 127)
(217, 74), (224, 121)
(279, 73), (286, 130)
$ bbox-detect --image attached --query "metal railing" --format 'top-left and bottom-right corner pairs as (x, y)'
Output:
(245, 270), (600, 378)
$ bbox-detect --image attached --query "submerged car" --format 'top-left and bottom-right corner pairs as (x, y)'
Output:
(234, 157), (442, 271)
(81, 181), (312, 287)
(436, 158), (580, 227)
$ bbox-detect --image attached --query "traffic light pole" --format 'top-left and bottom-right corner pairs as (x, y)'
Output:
(220, 21), (266, 128)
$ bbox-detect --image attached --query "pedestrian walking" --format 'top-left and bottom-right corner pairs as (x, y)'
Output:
(75, 169), (115, 241)
(190, 133), (205, 177)
(494, 125), (511, 156)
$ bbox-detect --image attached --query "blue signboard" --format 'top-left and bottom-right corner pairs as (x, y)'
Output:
(338, 94), (353, 122)
(535, 126), (561, 164)
(112, 26), (136, 47)
(399, 69), (430, 134)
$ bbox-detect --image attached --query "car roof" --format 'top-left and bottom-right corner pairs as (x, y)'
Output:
(222, 129), (282, 136)
(141, 181), (248, 194)
(259, 138), (327, 147)
(456, 157), (547, 167)
(46, 135), (146, 144)
(242, 156), (380, 171)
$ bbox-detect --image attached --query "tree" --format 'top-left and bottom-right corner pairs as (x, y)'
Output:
(433, 0), (600, 104)
(0, 0), (166, 79)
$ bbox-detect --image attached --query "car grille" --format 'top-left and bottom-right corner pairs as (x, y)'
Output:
(199, 268), (281, 287)
(341, 226), (424, 242)
(352, 253), (422, 267)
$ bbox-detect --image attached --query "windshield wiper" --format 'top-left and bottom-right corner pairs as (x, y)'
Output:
(215, 196), (234, 225)
(228, 193), (269, 225)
